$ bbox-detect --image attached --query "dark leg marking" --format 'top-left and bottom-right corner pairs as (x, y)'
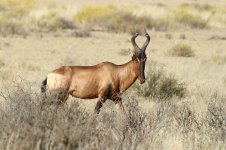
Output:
(95, 84), (112, 114)
(95, 100), (103, 114)
(102, 84), (112, 100)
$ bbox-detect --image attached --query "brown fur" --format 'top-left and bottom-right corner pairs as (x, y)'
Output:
(47, 61), (139, 100)
(43, 31), (150, 113)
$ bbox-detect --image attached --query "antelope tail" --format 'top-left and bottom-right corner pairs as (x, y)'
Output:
(41, 77), (47, 95)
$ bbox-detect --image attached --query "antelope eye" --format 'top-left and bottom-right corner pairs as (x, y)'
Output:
(140, 53), (146, 58)
(138, 54), (143, 59)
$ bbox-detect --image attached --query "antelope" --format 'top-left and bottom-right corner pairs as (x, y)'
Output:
(41, 30), (150, 114)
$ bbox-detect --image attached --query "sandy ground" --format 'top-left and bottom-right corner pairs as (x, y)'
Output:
(0, 28), (226, 112)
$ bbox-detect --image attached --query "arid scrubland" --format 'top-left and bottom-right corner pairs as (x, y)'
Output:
(0, 0), (226, 150)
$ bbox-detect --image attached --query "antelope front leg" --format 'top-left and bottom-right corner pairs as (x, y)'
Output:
(115, 98), (125, 113)
(95, 97), (106, 114)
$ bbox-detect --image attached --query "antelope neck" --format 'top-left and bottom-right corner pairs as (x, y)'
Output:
(118, 60), (139, 92)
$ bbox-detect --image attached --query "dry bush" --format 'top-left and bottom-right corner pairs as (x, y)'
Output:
(74, 5), (116, 24)
(0, 0), (33, 35)
(74, 3), (226, 32)
(179, 34), (186, 39)
(208, 35), (226, 40)
(1, 2), (226, 35)
(165, 33), (173, 40)
(0, 70), (11, 80)
(35, 12), (76, 32)
(134, 63), (186, 101)
(0, 0), (77, 35)
(9, 62), (41, 71)
(182, 94), (226, 149)
(175, 105), (200, 133)
(0, 82), (91, 149)
(173, 3), (211, 28)
(206, 95), (226, 133)
(70, 29), (91, 38)
(118, 49), (131, 56)
(0, 81), (225, 149)
(206, 55), (226, 65)
(74, 5), (169, 33)
(168, 43), (195, 57)
(0, 81), (152, 149)
(0, 60), (5, 68)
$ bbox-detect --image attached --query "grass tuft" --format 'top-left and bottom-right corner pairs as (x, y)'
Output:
(207, 55), (226, 65)
(168, 43), (195, 57)
(0, 60), (5, 68)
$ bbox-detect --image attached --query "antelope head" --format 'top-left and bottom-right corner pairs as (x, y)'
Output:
(131, 29), (150, 84)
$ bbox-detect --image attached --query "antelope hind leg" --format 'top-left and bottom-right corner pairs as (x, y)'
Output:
(47, 88), (69, 104)
(57, 92), (69, 105)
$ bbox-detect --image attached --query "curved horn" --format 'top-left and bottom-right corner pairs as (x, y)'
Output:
(141, 29), (150, 51)
(131, 32), (140, 52)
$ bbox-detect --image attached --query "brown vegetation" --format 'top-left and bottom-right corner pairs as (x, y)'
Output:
(167, 43), (195, 57)
(0, 82), (225, 149)
(1, 1), (226, 35)
(134, 63), (186, 100)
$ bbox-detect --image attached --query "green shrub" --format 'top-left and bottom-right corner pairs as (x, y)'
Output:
(134, 63), (186, 100)
(168, 43), (195, 57)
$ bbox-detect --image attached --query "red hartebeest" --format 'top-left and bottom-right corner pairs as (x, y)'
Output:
(41, 30), (150, 113)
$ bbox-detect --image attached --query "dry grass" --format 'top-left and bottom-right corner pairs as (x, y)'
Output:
(0, 82), (225, 149)
(35, 12), (76, 32)
(0, 70), (11, 80)
(9, 62), (41, 71)
(134, 63), (186, 100)
(168, 43), (195, 57)
(74, 5), (156, 33)
(0, 2), (226, 35)
(0, 0), (34, 35)
(73, 3), (226, 33)
(70, 29), (91, 38)
(206, 55), (226, 65)
(0, 60), (5, 68)
(172, 3), (211, 28)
